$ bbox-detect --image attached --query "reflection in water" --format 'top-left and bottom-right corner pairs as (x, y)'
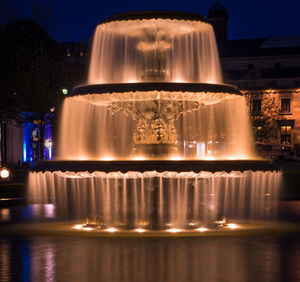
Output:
(0, 204), (57, 223)
(0, 235), (299, 282)
(31, 243), (55, 282)
(44, 204), (56, 219)
(0, 243), (10, 282)
(0, 209), (10, 221)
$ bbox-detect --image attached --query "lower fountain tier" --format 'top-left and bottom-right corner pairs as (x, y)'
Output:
(29, 162), (281, 228)
(34, 160), (279, 173)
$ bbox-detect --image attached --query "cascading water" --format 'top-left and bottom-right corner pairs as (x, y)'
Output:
(88, 18), (222, 84)
(58, 93), (254, 160)
(28, 11), (281, 230)
(28, 170), (281, 229)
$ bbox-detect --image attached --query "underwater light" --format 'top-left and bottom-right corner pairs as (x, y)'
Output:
(105, 227), (117, 232)
(227, 223), (239, 229)
(167, 228), (182, 233)
(196, 227), (209, 232)
(135, 228), (146, 233)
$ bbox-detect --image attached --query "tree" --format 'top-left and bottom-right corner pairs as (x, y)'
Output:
(0, 16), (87, 163)
(245, 91), (282, 144)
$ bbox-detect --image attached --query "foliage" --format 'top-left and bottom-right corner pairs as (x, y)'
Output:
(0, 15), (86, 160)
(245, 91), (282, 144)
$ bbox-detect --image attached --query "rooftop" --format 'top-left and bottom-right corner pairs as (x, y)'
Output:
(219, 36), (300, 58)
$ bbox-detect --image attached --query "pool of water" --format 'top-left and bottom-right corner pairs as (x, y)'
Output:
(0, 234), (299, 282)
(0, 202), (299, 282)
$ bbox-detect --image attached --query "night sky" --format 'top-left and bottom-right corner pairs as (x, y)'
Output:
(10, 0), (300, 43)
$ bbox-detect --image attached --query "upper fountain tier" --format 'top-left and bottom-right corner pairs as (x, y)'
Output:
(87, 11), (223, 85)
(62, 12), (256, 160)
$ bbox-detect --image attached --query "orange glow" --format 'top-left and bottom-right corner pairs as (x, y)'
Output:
(169, 155), (182, 161)
(132, 156), (146, 160)
(101, 156), (115, 161)
(227, 223), (239, 229)
(105, 227), (117, 232)
(126, 79), (139, 83)
(135, 228), (146, 233)
(196, 227), (209, 232)
(167, 228), (182, 233)
(173, 78), (185, 83)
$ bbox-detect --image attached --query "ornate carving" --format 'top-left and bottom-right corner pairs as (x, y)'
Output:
(108, 99), (201, 144)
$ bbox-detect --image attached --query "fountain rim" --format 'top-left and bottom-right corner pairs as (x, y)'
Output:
(100, 11), (208, 24)
(70, 83), (241, 96)
(32, 160), (279, 173)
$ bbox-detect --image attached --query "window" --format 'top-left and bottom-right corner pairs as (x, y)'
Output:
(281, 126), (292, 144)
(275, 63), (281, 69)
(252, 99), (262, 115)
(281, 98), (291, 114)
(66, 47), (71, 57)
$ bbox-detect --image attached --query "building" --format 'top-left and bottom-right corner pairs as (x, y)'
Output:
(208, 2), (300, 158)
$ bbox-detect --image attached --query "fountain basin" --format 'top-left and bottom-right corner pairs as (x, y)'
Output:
(1, 222), (299, 238)
(101, 11), (208, 23)
(70, 82), (241, 96)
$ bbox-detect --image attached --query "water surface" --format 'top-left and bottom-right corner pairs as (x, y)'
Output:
(0, 234), (299, 282)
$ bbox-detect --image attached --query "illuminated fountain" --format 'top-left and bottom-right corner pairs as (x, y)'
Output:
(28, 12), (281, 231)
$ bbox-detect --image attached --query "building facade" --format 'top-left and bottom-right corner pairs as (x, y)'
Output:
(208, 2), (300, 158)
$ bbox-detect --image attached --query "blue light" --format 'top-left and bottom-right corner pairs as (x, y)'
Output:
(23, 112), (54, 162)
(23, 126), (28, 162)
(44, 116), (53, 160)
(23, 142), (27, 162)
(49, 142), (52, 160)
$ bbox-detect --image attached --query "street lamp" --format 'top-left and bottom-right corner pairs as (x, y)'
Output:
(62, 88), (69, 95)
(0, 167), (10, 181)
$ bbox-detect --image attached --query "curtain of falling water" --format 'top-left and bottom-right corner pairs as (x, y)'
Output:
(58, 95), (256, 160)
(58, 97), (136, 160)
(178, 96), (256, 159)
(88, 19), (222, 84)
(28, 170), (281, 228)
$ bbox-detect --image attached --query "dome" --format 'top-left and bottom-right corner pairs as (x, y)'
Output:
(208, 3), (228, 19)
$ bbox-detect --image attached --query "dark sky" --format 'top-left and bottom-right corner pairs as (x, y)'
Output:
(11, 0), (300, 43)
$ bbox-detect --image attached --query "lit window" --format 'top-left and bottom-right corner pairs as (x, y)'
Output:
(281, 99), (291, 113)
(66, 47), (71, 57)
(281, 126), (292, 144)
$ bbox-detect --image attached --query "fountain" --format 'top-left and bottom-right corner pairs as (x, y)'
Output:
(28, 11), (281, 231)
